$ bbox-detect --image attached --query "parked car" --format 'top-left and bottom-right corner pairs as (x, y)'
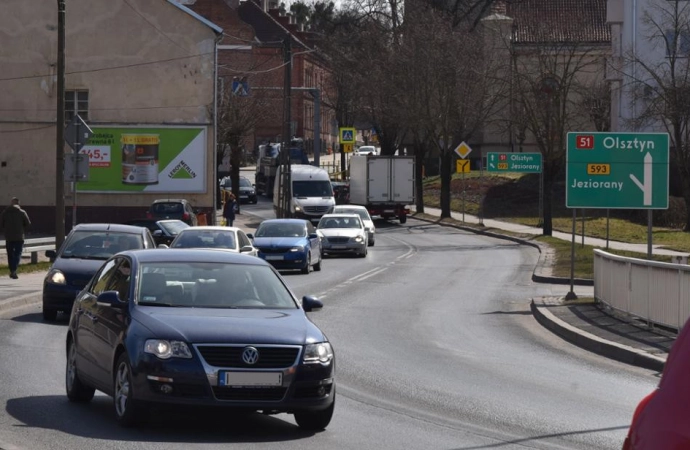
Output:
(146, 199), (198, 226)
(354, 145), (377, 156)
(169, 226), (258, 256)
(42, 223), (156, 321)
(332, 205), (375, 246)
(220, 175), (258, 204)
(622, 321), (690, 449)
(316, 213), (368, 257)
(250, 219), (322, 274)
(125, 219), (189, 247)
(64, 249), (335, 430)
(331, 181), (350, 205)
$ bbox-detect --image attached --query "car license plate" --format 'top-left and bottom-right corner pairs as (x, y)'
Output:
(331, 245), (346, 249)
(218, 371), (282, 387)
(240, 195), (248, 198)
(384, 210), (394, 213)
(265, 255), (284, 260)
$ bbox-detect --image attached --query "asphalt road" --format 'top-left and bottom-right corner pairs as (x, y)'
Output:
(0, 198), (658, 450)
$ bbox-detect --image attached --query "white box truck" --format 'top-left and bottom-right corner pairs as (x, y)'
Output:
(348, 155), (415, 224)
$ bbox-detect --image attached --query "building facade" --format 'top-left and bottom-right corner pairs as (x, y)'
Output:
(0, 0), (220, 234)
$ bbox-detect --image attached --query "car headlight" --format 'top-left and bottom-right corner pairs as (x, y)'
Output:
(303, 342), (333, 364)
(294, 205), (302, 212)
(45, 269), (66, 285)
(144, 339), (193, 359)
(290, 246), (305, 252)
(353, 235), (364, 243)
(249, 190), (255, 195)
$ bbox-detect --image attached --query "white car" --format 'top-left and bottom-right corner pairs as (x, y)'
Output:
(332, 205), (375, 246)
(168, 226), (258, 256)
(317, 214), (368, 257)
(355, 145), (377, 156)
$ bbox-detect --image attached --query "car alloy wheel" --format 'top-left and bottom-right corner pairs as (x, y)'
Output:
(114, 353), (144, 426)
(301, 253), (312, 274)
(65, 338), (95, 402)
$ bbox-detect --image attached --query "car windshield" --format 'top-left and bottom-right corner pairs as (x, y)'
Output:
(137, 262), (298, 309)
(334, 208), (371, 221)
(255, 222), (306, 238)
(293, 180), (333, 197)
(159, 221), (189, 235)
(239, 178), (252, 187)
(171, 230), (237, 249)
(318, 217), (362, 229)
(61, 231), (143, 259)
(151, 202), (183, 214)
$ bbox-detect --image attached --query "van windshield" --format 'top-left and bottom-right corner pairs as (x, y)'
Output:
(293, 180), (333, 197)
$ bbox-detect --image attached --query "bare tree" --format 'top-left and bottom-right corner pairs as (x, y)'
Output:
(624, 0), (690, 230)
(506, 17), (608, 235)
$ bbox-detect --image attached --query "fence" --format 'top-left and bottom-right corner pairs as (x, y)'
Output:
(0, 237), (56, 264)
(594, 249), (690, 331)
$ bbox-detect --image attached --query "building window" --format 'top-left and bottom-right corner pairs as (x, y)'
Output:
(665, 30), (690, 57)
(65, 90), (89, 121)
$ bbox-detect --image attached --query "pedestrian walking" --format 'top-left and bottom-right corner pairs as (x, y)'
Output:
(223, 193), (237, 227)
(0, 197), (31, 279)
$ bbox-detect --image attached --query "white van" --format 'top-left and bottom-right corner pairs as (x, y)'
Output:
(273, 165), (335, 223)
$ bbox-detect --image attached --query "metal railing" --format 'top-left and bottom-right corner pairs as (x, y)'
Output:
(0, 237), (56, 264)
(594, 249), (690, 331)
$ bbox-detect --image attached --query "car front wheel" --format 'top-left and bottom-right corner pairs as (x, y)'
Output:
(66, 338), (95, 402)
(301, 253), (312, 274)
(294, 387), (335, 431)
(114, 353), (145, 427)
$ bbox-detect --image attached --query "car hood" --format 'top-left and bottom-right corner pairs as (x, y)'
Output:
(252, 237), (307, 248)
(132, 307), (324, 344)
(51, 257), (107, 284)
(318, 229), (363, 238)
(293, 197), (334, 206)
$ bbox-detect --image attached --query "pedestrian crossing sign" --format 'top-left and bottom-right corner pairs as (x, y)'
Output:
(339, 127), (356, 144)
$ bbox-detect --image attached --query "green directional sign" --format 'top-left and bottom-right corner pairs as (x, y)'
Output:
(566, 132), (669, 209)
(487, 152), (542, 173)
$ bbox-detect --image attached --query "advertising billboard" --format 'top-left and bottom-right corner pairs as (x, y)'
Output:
(76, 126), (206, 193)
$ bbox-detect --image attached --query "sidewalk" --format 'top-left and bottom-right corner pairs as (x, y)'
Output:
(413, 206), (678, 372)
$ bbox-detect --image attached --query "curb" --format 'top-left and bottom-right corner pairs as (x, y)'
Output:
(411, 214), (593, 286)
(530, 299), (666, 372)
(0, 291), (41, 313)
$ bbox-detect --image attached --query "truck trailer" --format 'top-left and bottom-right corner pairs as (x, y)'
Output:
(348, 155), (415, 224)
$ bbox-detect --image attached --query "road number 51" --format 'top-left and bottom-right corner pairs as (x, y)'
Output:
(576, 135), (594, 149)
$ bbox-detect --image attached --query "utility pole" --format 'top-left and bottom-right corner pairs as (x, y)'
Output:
(278, 35), (292, 218)
(56, 0), (66, 249)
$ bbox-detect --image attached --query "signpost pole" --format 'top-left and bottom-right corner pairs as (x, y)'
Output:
(462, 169), (465, 223)
(566, 208), (578, 300)
(647, 210), (653, 259)
(606, 209), (610, 249)
(72, 120), (80, 229)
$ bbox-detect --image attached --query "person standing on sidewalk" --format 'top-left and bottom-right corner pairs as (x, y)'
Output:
(0, 197), (31, 279)
(223, 193), (237, 227)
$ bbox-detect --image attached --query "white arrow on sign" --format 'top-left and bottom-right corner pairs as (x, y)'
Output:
(629, 152), (653, 206)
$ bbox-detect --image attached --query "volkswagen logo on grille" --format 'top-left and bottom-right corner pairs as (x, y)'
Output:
(242, 346), (260, 365)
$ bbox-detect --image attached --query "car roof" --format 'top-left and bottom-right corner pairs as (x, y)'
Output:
(122, 248), (268, 265)
(334, 205), (366, 210)
(178, 226), (241, 232)
(72, 223), (147, 233)
(320, 213), (360, 219)
(259, 219), (309, 225)
(151, 199), (188, 204)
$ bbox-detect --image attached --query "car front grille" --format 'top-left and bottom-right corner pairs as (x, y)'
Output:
(212, 386), (287, 401)
(196, 345), (301, 368)
(258, 247), (290, 254)
(303, 206), (330, 214)
(327, 237), (350, 244)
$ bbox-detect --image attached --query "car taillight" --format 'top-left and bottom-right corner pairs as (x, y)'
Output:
(146, 212), (153, 219)
(182, 212), (190, 220)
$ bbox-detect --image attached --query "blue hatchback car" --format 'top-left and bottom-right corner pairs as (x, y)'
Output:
(250, 219), (322, 274)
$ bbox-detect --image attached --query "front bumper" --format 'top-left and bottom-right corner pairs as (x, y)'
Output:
(322, 241), (366, 254)
(43, 283), (82, 311)
(257, 250), (309, 271)
(130, 350), (335, 412)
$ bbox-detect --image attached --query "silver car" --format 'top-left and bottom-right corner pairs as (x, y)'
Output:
(332, 205), (375, 246)
(317, 214), (368, 257)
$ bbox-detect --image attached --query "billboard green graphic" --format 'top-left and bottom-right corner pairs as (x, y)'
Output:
(76, 126), (206, 193)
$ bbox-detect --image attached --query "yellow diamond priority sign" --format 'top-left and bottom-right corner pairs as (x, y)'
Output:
(454, 142), (472, 159)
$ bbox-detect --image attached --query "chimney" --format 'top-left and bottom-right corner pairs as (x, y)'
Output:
(261, 0), (268, 12)
(490, 0), (507, 15)
(288, 13), (295, 25)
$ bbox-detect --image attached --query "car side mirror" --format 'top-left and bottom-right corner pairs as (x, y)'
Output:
(45, 249), (57, 262)
(308, 233), (318, 239)
(246, 233), (254, 240)
(240, 245), (255, 253)
(152, 230), (163, 237)
(302, 295), (323, 312)
(96, 291), (127, 309)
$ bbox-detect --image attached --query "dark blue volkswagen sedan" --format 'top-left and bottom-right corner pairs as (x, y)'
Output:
(250, 219), (322, 274)
(65, 249), (335, 430)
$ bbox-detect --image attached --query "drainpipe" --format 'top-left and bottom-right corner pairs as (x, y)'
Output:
(632, 0), (637, 131)
(213, 34), (222, 222)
